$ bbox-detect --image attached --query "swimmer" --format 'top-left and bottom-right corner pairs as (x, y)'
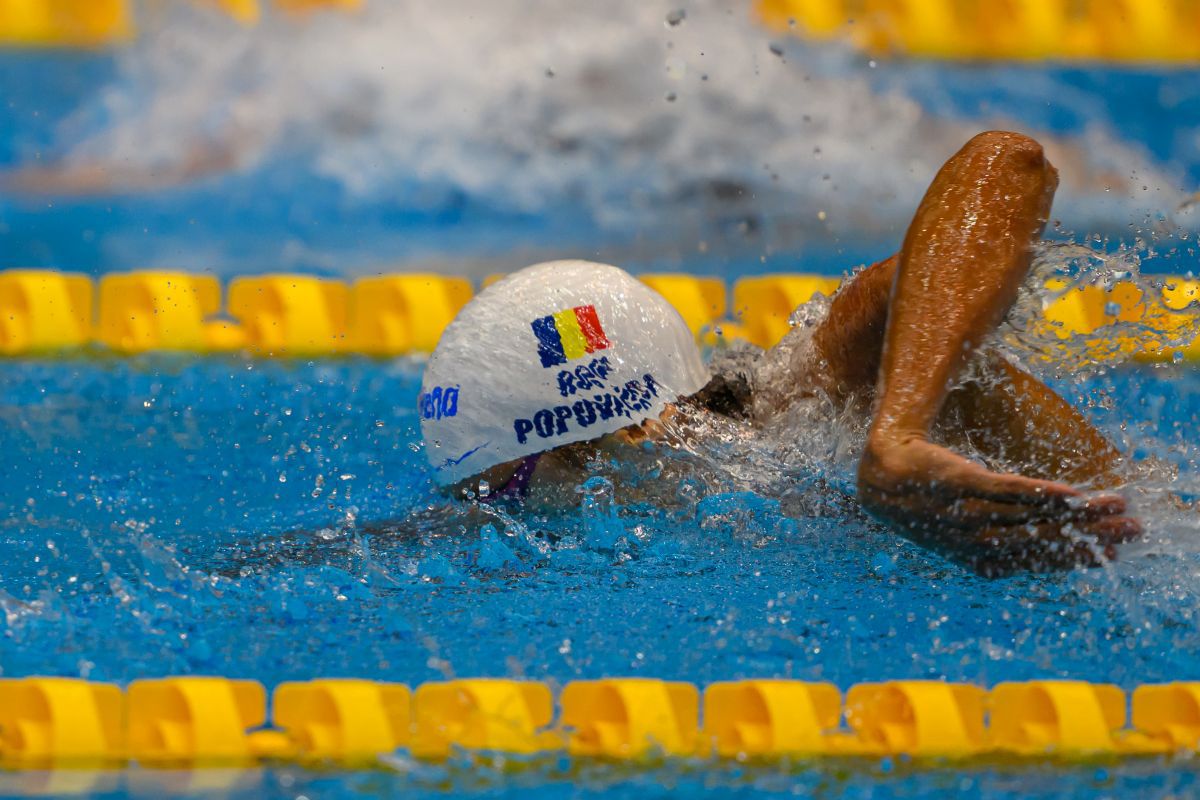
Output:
(421, 130), (1142, 576)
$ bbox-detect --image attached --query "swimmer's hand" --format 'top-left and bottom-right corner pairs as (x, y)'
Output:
(857, 437), (1141, 577)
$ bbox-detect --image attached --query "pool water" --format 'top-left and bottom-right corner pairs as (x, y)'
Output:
(2, 752), (1198, 798)
(2, 7), (1197, 277)
(2, 3), (1200, 795)
(2, 354), (1200, 796)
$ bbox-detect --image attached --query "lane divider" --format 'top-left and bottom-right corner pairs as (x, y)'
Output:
(0, 269), (92, 355)
(640, 275), (727, 340)
(412, 679), (555, 759)
(0, 0), (133, 48)
(228, 274), (348, 356)
(0, 0), (362, 48)
(730, 274), (841, 347)
(347, 274), (472, 356)
(1, 0), (1193, 60)
(96, 272), (223, 353)
(0, 269), (1197, 359)
(757, 0), (1200, 63)
(2, 677), (1200, 767)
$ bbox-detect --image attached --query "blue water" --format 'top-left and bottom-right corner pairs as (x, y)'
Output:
(0, 756), (1197, 798)
(1, 357), (1200, 795)
(1, 46), (1197, 277)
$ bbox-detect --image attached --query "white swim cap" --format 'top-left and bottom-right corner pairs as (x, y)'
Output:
(420, 260), (710, 486)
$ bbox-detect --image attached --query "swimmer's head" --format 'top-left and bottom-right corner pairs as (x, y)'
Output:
(420, 260), (710, 487)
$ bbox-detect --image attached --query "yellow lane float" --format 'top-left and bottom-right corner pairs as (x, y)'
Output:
(561, 679), (699, 758)
(757, 0), (1200, 63)
(125, 677), (269, 765)
(0, 0), (133, 47)
(844, 680), (987, 756)
(348, 274), (472, 355)
(989, 680), (1127, 754)
(272, 679), (410, 761)
(7, 677), (1200, 766)
(97, 272), (224, 353)
(1131, 682), (1200, 751)
(0, 678), (123, 765)
(228, 274), (347, 356)
(701, 680), (841, 757)
(732, 274), (842, 348)
(0, 269), (92, 354)
(411, 679), (558, 759)
(640, 274), (727, 339)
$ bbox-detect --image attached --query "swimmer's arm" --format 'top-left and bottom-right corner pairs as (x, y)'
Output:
(811, 253), (897, 406)
(939, 353), (1125, 488)
(814, 255), (1125, 489)
(856, 132), (1138, 575)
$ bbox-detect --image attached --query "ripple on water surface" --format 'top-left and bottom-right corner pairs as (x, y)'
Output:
(0, 354), (1198, 692)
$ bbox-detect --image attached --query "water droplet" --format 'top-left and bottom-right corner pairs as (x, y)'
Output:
(664, 8), (686, 27)
(768, 43), (784, 58)
(665, 91), (677, 102)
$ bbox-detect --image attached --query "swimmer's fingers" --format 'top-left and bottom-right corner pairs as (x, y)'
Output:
(857, 441), (1139, 574)
(919, 457), (1129, 520)
(969, 533), (1103, 575)
(968, 516), (1141, 576)
(969, 524), (1105, 575)
(947, 493), (1128, 528)
(977, 481), (1126, 517)
(927, 462), (1079, 508)
(982, 516), (1141, 550)
(863, 478), (1123, 530)
(857, 482), (1036, 530)
(944, 497), (1065, 527)
(1081, 514), (1143, 545)
(867, 440), (1083, 509)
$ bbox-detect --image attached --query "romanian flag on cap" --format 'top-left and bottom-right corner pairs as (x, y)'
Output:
(531, 305), (610, 368)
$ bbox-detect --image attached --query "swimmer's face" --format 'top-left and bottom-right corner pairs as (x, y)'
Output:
(457, 404), (678, 498)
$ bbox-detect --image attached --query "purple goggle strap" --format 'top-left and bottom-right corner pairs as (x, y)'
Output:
(482, 452), (542, 502)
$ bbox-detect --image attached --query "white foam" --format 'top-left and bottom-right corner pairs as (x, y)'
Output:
(50, 0), (1187, 242)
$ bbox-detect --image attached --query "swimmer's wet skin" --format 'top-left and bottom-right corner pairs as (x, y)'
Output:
(420, 131), (1144, 577)
(819, 131), (1141, 576)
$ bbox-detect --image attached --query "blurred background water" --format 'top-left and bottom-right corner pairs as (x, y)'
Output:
(0, 0), (1197, 279)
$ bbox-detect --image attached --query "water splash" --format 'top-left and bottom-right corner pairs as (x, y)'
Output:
(2, 300), (1200, 710)
(1001, 238), (1200, 373)
(20, 0), (1187, 248)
